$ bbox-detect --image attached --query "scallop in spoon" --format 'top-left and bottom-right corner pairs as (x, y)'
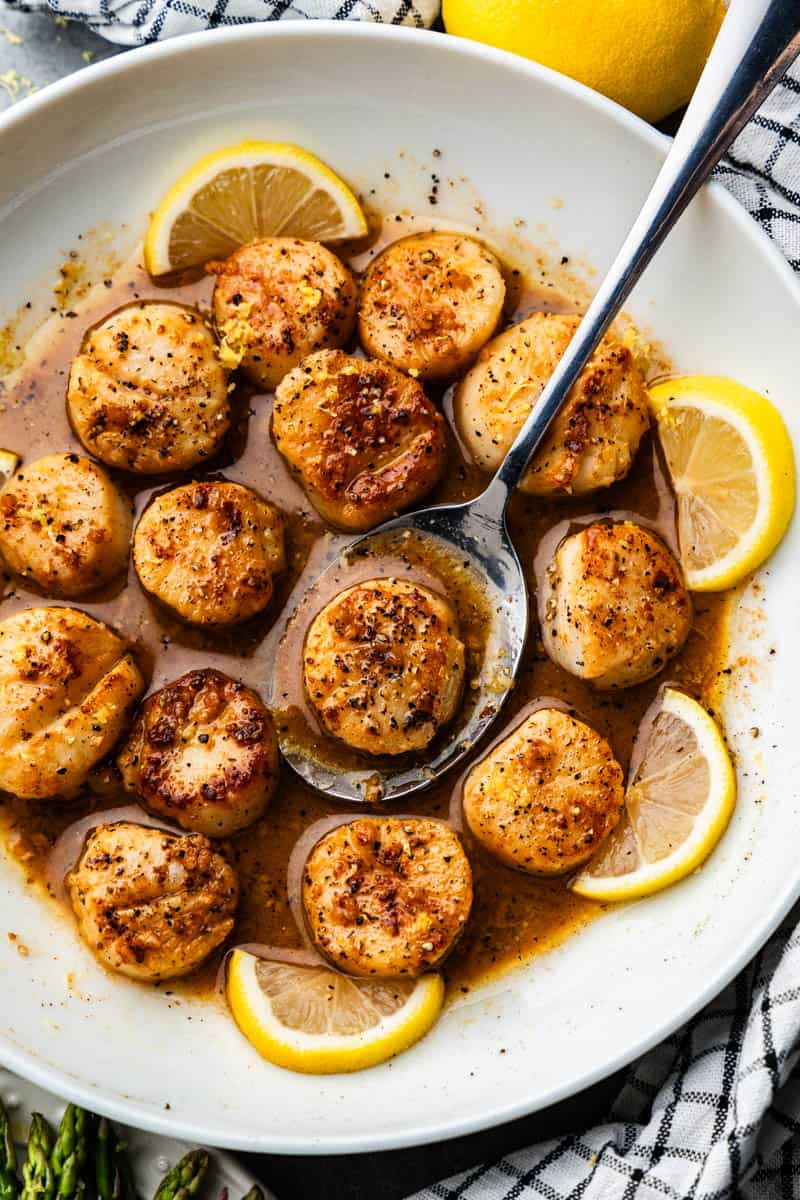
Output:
(275, 0), (800, 804)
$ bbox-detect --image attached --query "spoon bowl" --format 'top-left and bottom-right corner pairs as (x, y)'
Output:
(276, 496), (528, 804)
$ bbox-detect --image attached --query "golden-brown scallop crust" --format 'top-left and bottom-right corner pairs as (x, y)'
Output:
(0, 453), (132, 598)
(303, 578), (466, 756)
(543, 521), (693, 690)
(133, 480), (286, 626)
(66, 821), (238, 981)
(358, 232), (506, 381)
(118, 668), (279, 838)
(210, 238), (357, 391)
(67, 301), (230, 474)
(302, 817), (473, 977)
(0, 606), (144, 799)
(463, 708), (625, 875)
(273, 349), (447, 530)
(455, 313), (651, 495)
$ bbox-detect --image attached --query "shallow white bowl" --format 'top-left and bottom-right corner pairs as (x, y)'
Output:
(0, 22), (798, 1156)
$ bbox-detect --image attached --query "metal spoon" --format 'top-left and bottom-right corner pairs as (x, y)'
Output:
(277, 0), (800, 804)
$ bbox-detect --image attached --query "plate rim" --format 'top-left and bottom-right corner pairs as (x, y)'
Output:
(1, 19), (799, 1155)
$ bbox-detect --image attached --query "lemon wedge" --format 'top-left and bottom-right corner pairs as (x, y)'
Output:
(144, 141), (368, 276)
(227, 950), (444, 1075)
(649, 375), (795, 591)
(571, 688), (735, 902)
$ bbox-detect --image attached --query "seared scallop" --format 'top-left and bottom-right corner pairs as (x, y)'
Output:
(273, 350), (447, 530)
(133, 480), (285, 626)
(463, 708), (625, 875)
(542, 522), (692, 689)
(303, 578), (465, 755)
(358, 232), (506, 382)
(118, 669), (279, 837)
(0, 607), (144, 799)
(0, 453), (131, 597)
(302, 817), (472, 977)
(66, 821), (238, 981)
(455, 313), (651, 495)
(210, 238), (357, 391)
(67, 302), (230, 474)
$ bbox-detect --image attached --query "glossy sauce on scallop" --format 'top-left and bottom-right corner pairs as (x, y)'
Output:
(0, 215), (731, 999)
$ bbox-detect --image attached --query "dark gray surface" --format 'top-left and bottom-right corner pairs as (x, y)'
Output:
(0, 6), (118, 107)
(0, 15), (629, 1196)
(243, 1072), (624, 1199)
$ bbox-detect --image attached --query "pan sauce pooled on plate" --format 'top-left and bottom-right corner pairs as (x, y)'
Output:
(0, 143), (748, 1074)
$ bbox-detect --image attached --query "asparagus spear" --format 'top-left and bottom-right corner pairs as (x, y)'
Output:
(21, 1115), (55, 1200)
(111, 1138), (137, 1200)
(94, 1122), (113, 1200)
(152, 1152), (208, 1200)
(95, 1121), (137, 1200)
(52, 1106), (95, 1200)
(240, 1189), (263, 1200)
(49, 1109), (73, 1185)
(0, 1100), (19, 1200)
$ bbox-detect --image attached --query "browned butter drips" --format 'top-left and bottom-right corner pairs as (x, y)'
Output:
(0, 218), (731, 1000)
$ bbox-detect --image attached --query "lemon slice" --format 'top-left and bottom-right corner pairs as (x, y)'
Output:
(649, 375), (795, 591)
(227, 950), (444, 1075)
(571, 688), (735, 902)
(144, 141), (368, 276)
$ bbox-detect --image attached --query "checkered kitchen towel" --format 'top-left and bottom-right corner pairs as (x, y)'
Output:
(408, 64), (800, 1200)
(3, 0), (439, 45)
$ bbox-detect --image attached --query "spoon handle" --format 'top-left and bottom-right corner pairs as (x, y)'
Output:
(478, 0), (800, 516)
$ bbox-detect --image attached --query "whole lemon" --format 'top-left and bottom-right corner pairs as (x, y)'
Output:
(442, 0), (727, 123)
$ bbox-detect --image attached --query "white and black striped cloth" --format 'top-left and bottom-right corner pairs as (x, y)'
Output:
(410, 60), (800, 1200)
(2, 0), (440, 45)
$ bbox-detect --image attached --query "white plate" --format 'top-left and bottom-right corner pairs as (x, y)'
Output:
(0, 22), (798, 1156)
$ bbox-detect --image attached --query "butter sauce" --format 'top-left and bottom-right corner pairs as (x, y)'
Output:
(0, 217), (731, 999)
